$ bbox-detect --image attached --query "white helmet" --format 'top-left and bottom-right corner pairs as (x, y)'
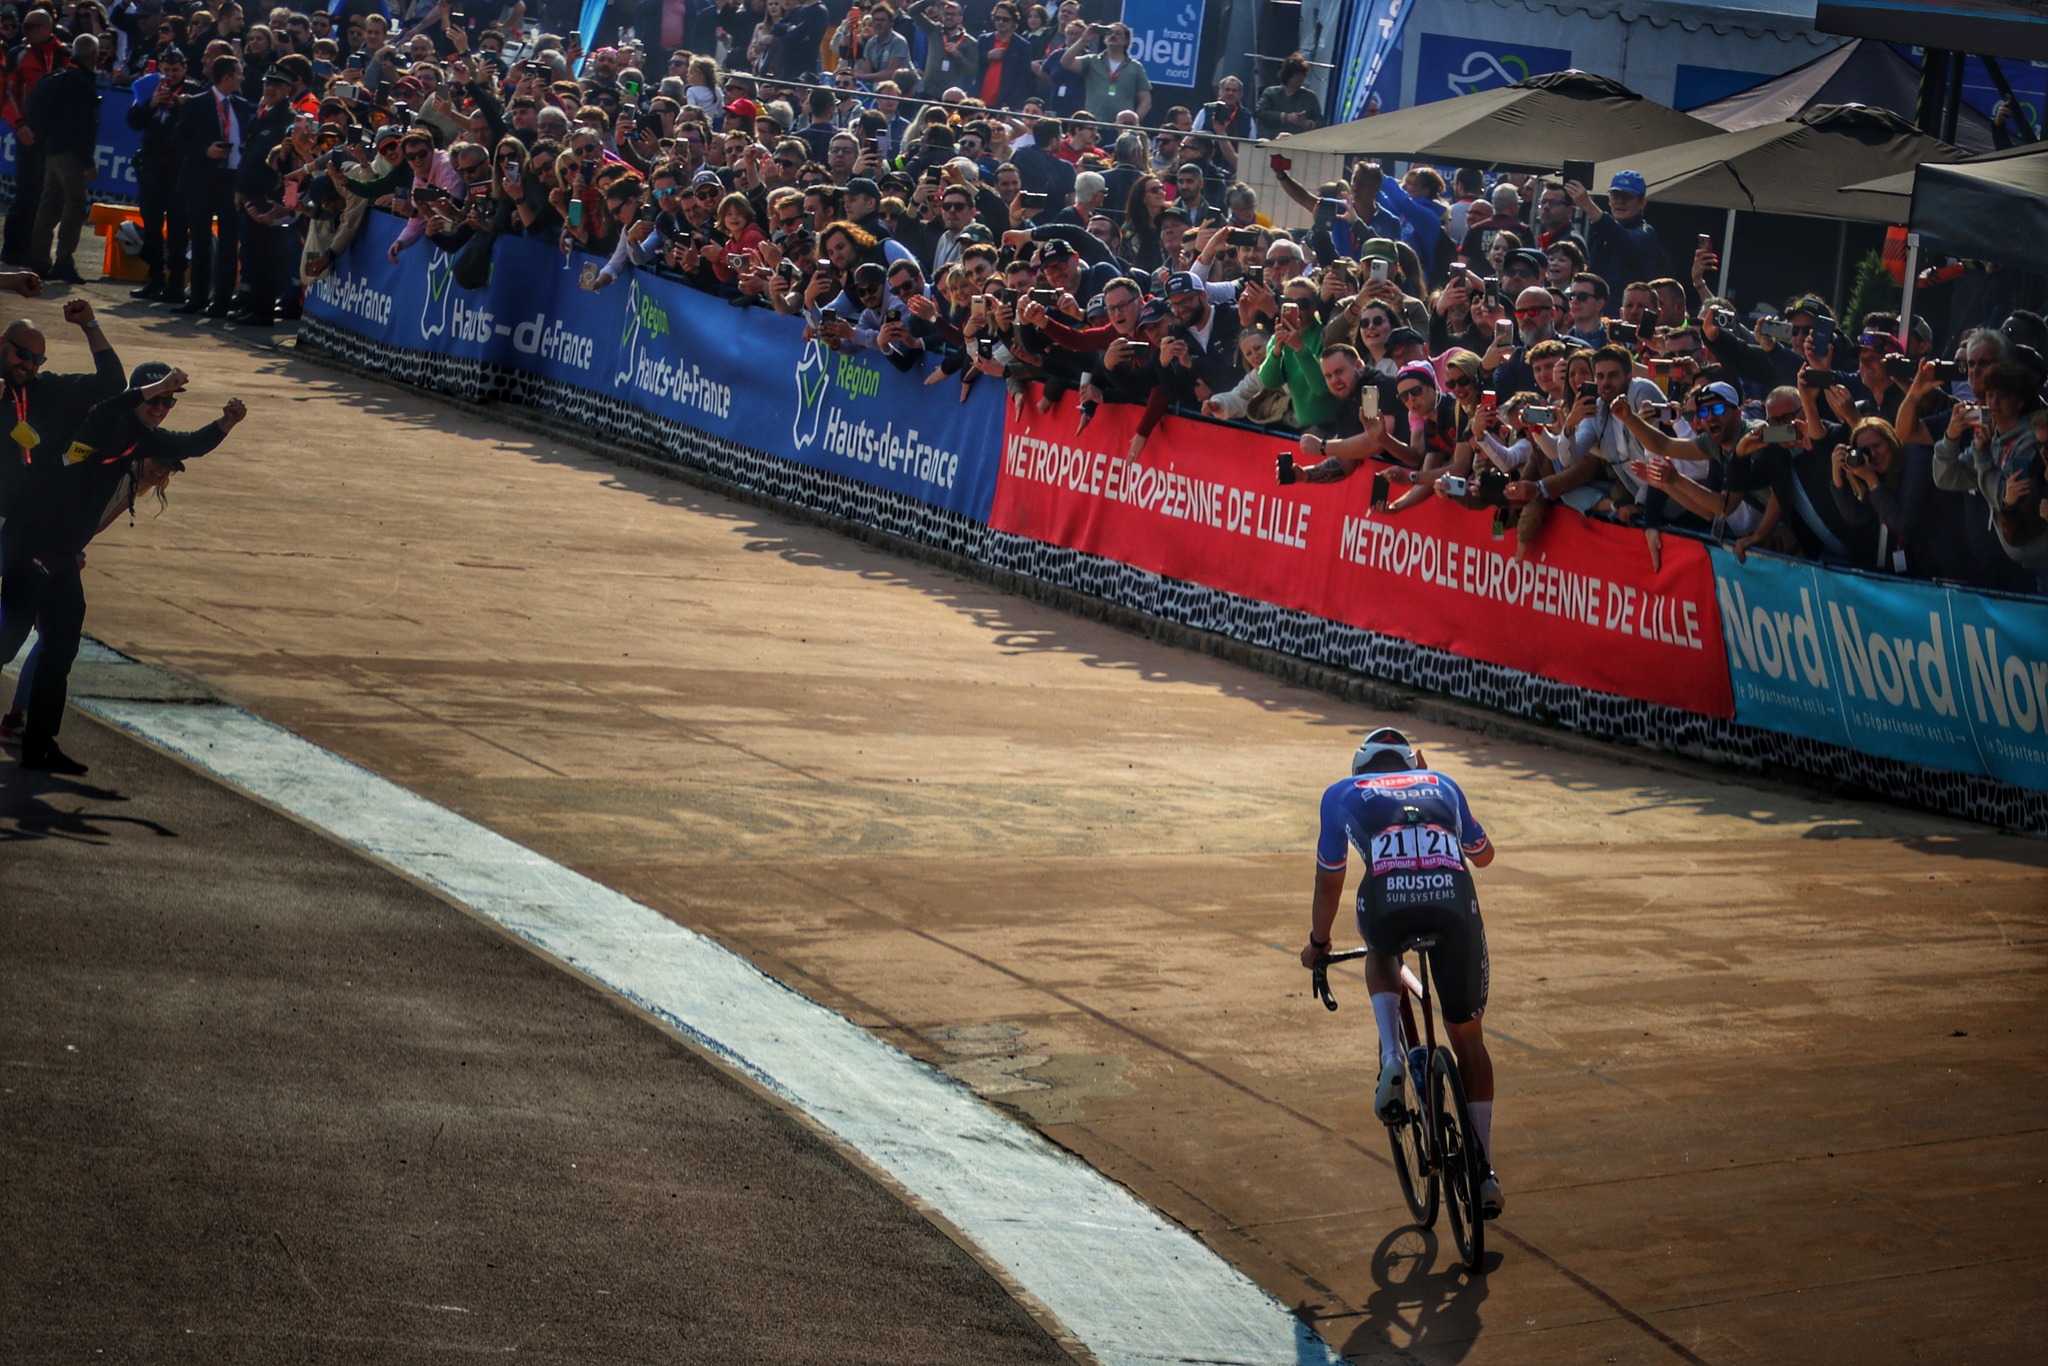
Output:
(1351, 726), (1419, 774)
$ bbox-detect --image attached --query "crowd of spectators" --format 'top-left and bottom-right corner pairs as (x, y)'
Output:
(2, 0), (2042, 595)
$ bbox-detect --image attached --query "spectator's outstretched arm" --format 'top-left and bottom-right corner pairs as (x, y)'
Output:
(1269, 166), (1318, 215)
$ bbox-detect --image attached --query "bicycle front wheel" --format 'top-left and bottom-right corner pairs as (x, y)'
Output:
(1432, 1045), (1485, 1272)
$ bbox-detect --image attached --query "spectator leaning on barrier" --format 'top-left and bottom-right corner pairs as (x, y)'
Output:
(1933, 360), (2048, 593)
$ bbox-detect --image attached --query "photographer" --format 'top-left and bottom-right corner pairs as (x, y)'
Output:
(126, 45), (200, 302)
(1932, 360), (2048, 592)
(1728, 382), (1871, 565)
(1018, 275), (1162, 451)
(1611, 379), (1764, 539)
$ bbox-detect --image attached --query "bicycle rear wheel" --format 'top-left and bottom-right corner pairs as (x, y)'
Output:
(1386, 1102), (1438, 1228)
(1432, 1045), (1485, 1272)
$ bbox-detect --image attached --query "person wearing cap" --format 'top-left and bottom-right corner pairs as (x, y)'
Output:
(1018, 275), (1162, 450)
(1158, 267), (1242, 406)
(1, 361), (244, 775)
(1301, 726), (1504, 1217)
(126, 43), (200, 301)
(1566, 168), (1663, 301)
(1610, 376), (1768, 538)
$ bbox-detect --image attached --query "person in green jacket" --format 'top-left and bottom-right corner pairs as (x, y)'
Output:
(1259, 282), (1340, 430)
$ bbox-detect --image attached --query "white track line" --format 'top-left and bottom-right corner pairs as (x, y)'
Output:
(80, 696), (1342, 1366)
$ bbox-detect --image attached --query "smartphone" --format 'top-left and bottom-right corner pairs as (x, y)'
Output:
(1812, 318), (1836, 356)
(578, 261), (602, 290)
(1029, 287), (1059, 306)
(1123, 341), (1152, 357)
(1640, 307), (1659, 331)
(1369, 258), (1389, 283)
(1275, 452), (1299, 485)
(1361, 387), (1379, 419)
(976, 335), (995, 358)
(1370, 471), (1390, 505)
(1480, 390), (1497, 409)
(1561, 158), (1595, 190)
(1610, 321), (1637, 346)
(1495, 318), (1514, 343)
(1759, 423), (1798, 444)
(1018, 191), (1047, 206)
(1282, 302), (1301, 327)
(503, 161), (520, 187)
(1482, 276), (1501, 306)
(971, 295), (985, 317)
(1227, 227), (1259, 248)
(885, 306), (903, 323)
(334, 81), (358, 100)
(567, 199), (584, 227)
(1756, 317), (1794, 342)
(1269, 153), (1292, 173)
(1798, 367), (1833, 388)
(1440, 474), (1469, 498)
(1698, 233), (1713, 252)
(1525, 405), (1556, 424)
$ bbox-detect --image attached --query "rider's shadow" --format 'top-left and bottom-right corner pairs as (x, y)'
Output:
(0, 767), (178, 845)
(1336, 1224), (1495, 1363)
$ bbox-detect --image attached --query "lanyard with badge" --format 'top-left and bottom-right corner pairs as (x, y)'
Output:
(9, 384), (37, 465)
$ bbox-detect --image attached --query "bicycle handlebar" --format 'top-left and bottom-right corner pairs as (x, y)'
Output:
(1309, 948), (1369, 1011)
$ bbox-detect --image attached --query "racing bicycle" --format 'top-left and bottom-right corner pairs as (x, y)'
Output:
(1312, 933), (1490, 1271)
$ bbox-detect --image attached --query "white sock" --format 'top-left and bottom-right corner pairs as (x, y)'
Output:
(1469, 1101), (1493, 1164)
(1370, 992), (1403, 1068)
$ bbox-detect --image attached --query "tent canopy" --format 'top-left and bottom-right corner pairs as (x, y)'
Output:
(1591, 103), (1965, 222)
(1840, 147), (2048, 273)
(1686, 37), (1995, 154)
(1268, 70), (1719, 173)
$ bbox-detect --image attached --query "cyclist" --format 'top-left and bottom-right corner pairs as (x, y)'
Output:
(1300, 726), (1503, 1215)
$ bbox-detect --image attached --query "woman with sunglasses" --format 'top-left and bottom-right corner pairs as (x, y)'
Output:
(1, 363), (246, 775)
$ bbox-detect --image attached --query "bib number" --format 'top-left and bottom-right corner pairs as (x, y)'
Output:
(1368, 824), (1461, 873)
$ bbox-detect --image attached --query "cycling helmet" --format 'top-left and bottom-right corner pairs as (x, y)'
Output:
(1351, 726), (1419, 774)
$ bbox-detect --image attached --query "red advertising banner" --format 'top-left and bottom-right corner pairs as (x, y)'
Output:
(989, 393), (1735, 718)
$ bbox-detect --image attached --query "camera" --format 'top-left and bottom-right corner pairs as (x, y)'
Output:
(1930, 359), (1965, 382)
(1798, 367), (1834, 388)
(1756, 317), (1795, 342)
(1610, 321), (1637, 346)
(1227, 227), (1259, 248)
(1029, 287), (1059, 306)
(976, 335), (995, 358)
(1476, 467), (1511, 507)
(1883, 356), (1918, 382)
(1841, 444), (1866, 468)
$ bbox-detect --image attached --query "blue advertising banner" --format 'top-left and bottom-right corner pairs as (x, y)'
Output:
(1119, 0), (1203, 89)
(1947, 587), (2048, 792)
(0, 85), (144, 199)
(1713, 546), (2048, 792)
(305, 214), (1003, 522)
(1413, 33), (1572, 105)
(1331, 0), (1420, 124)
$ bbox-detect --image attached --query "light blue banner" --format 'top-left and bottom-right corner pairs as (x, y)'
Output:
(304, 213), (1003, 522)
(1119, 0), (1204, 89)
(1712, 546), (2048, 792)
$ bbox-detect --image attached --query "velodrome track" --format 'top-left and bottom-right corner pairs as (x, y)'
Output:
(8, 288), (2047, 1363)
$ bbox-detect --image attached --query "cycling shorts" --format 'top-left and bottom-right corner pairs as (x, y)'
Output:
(1357, 896), (1490, 1025)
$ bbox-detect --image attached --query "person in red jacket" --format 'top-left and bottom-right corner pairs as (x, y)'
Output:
(1, 9), (72, 266)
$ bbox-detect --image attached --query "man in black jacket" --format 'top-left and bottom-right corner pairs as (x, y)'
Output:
(125, 45), (200, 302)
(24, 34), (98, 283)
(170, 55), (251, 318)
(0, 299), (124, 523)
(0, 361), (244, 774)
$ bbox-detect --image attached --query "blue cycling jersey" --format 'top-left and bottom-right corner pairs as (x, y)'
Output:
(1316, 770), (1490, 876)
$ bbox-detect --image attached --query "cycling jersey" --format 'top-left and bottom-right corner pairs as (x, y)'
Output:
(1317, 769), (1492, 1023)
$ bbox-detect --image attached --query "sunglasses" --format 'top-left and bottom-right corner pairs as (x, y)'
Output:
(405, 147), (432, 160)
(1395, 385), (1427, 400)
(693, 186), (719, 197)
(5, 340), (46, 365)
(1445, 374), (1478, 390)
(1694, 401), (1729, 418)
(1514, 306), (1552, 317)
(143, 394), (178, 409)
(1567, 291), (1598, 303)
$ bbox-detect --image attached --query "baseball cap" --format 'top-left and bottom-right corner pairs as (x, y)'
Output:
(1385, 327), (1427, 351)
(1038, 239), (1075, 262)
(129, 361), (174, 388)
(690, 168), (722, 188)
(1701, 381), (1740, 406)
(1504, 247), (1547, 275)
(1395, 360), (1438, 386)
(1608, 169), (1647, 196)
(1164, 271), (1202, 296)
(842, 176), (879, 201)
(1357, 237), (1400, 263)
(1785, 294), (1832, 320)
(852, 262), (887, 288)
(722, 97), (759, 121)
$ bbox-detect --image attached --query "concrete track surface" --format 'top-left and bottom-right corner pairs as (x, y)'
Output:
(9, 290), (2048, 1363)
